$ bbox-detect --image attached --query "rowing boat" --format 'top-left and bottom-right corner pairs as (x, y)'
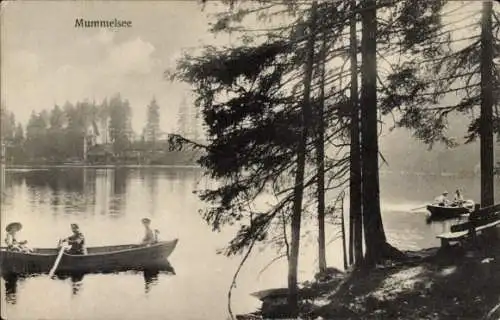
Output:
(0, 239), (178, 275)
(426, 201), (478, 219)
(426, 205), (470, 219)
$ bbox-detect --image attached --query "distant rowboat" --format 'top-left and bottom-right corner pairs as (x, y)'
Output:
(426, 201), (478, 219)
(0, 239), (178, 275)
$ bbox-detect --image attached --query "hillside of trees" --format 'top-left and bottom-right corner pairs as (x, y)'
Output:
(1, 95), (496, 173)
(0, 94), (203, 166)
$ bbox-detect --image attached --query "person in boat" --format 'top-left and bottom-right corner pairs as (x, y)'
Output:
(4, 222), (32, 253)
(434, 191), (450, 206)
(60, 224), (87, 255)
(453, 189), (465, 207)
(141, 218), (159, 246)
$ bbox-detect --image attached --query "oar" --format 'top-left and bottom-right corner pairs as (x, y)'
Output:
(49, 244), (68, 278)
(411, 205), (428, 211)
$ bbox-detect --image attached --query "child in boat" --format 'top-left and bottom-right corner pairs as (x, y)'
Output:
(141, 218), (158, 245)
(60, 224), (87, 255)
(4, 222), (32, 253)
(453, 189), (465, 206)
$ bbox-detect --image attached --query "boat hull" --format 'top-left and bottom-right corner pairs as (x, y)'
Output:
(426, 205), (473, 219)
(0, 239), (178, 275)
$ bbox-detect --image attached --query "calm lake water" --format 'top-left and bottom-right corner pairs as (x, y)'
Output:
(0, 166), (498, 320)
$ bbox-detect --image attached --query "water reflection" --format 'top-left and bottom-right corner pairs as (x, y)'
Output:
(3, 273), (20, 305)
(425, 213), (469, 234)
(3, 167), (494, 319)
(4, 167), (206, 220)
(3, 268), (175, 304)
(143, 270), (159, 294)
(71, 273), (84, 295)
(109, 169), (128, 217)
(113, 168), (128, 196)
(3, 168), (141, 218)
(141, 266), (176, 294)
(22, 168), (96, 194)
(54, 272), (86, 296)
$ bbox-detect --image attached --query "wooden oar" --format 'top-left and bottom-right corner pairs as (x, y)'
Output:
(411, 205), (428, 211)
(49, 245), (68, 278)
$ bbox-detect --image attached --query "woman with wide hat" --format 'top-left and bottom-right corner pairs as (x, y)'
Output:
(4, 222), (32, 252)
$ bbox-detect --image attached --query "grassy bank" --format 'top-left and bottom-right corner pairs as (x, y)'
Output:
(240, 233), (500, 320)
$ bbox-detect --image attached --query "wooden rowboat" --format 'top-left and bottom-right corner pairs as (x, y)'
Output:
(426, 201), (479, 220)
(0, 239), (178, 275)
(427, 205), (470, 219)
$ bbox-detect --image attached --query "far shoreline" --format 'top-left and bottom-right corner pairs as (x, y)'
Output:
(2, 164), (202, 170)
(1, 164), (497, 178)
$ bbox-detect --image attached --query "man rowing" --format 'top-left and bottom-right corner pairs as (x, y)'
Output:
(434, 191), (451, 207)
(59, 223), (87, 255)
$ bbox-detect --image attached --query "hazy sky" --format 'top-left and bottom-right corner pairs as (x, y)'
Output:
(1, 0), (493, 138)
(1, 0), (230, 132)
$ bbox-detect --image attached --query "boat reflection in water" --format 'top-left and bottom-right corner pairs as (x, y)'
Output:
(54, 272), (86, 296)
(2, 262), (176, 303)
(143, 260), (175, 294)
(3, 273), (21, 305)
(425, 213), (469, 235)
(143, 269), (159, 294)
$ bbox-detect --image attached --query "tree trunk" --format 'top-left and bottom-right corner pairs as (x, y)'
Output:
(83, 132), (88, 163)
(288, 1), (317, 316)
(348, 205), (354, 265)
(360, 0), (400, 266)
(340, 193), (348, 270)
(316, 17), (328, 275)
(349, 0), (363, 267)
(480, 1), (494, 207)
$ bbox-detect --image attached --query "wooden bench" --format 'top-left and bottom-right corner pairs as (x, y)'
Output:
(437, 203), (500, 248)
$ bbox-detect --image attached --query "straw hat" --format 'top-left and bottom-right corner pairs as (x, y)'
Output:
(142, 218), (151, 224)
(5, 222), (22, 233)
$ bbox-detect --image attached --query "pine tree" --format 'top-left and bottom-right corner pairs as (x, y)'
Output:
(144, 97), (161, 150)
(348, 0), (363, 266)
(109, 94), (132, 155)
(288, 2), (317, 314)
(384, 2), (500, 206)
(170, 0), (453, 316)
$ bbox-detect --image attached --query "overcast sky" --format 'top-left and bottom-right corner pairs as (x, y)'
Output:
(1, 0), (491, 138)
(1, 0), (232, 132)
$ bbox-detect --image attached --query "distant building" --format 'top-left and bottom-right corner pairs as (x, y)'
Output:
(87, 144), (114, 164)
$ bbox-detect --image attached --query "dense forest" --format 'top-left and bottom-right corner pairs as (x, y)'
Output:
(168, 0), (500, 318)
(0, 94), (202, 165)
